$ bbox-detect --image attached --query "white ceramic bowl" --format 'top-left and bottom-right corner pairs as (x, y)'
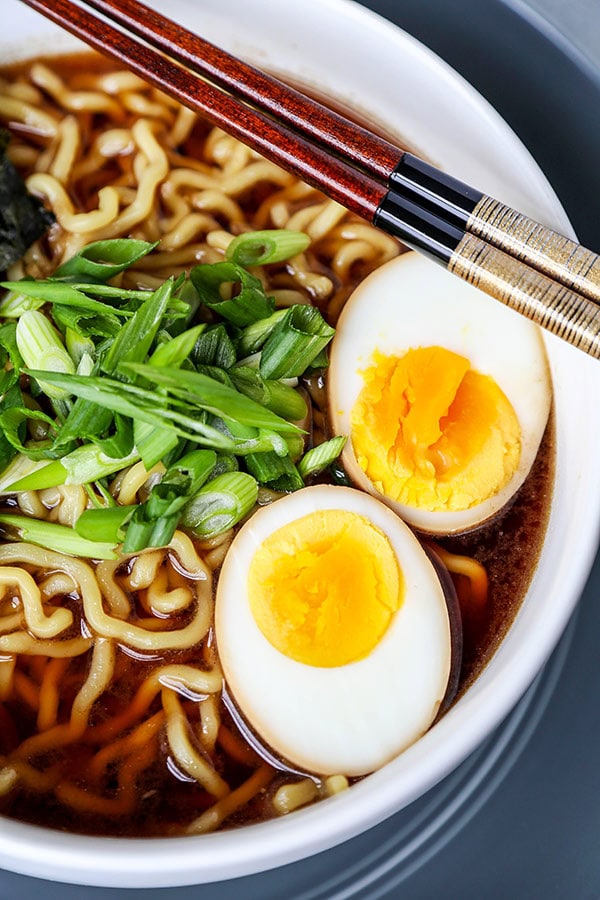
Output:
(1, 0), (599, 888)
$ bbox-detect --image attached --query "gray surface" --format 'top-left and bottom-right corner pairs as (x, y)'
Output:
(523, 0), (600, 71)
(1, 0), (600, 897)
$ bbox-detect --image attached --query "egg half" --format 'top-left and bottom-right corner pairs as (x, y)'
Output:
(328, 252), (552, 535)
(215, 484), (455, 777)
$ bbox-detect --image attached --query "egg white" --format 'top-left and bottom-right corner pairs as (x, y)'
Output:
(215, 484), (452, 777)
(328, 252), (552, 535)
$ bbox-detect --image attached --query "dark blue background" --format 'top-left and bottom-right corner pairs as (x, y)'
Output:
(1, 1), (599, 897)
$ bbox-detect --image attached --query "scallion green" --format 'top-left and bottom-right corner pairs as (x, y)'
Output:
(180, 471), (258, 538)
(0, 513), (117, 559)
(16, 310), (76, 399)
(236, 309), (287, 357)
(259, 305), (335, 379)
(229, 366), (308, 421)
(191, 324), (237, 369)
(245, 450), (303, 491)
(52, 238), (157, 283)
(297, 435), (347, 479)
(75, 504), (135, 543)
(0, 290), (43, 317)
(190, 261), (274, 326)
(225, 229), (310, 267)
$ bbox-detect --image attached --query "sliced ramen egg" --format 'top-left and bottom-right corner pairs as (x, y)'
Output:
(328, 251), (552, 535)
(215, 484), (457, 777)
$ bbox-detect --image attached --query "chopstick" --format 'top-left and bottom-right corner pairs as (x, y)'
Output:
(17, 0), (600, 358)
(85, 0), (404, 181)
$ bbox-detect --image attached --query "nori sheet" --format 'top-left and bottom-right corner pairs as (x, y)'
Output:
(0, 128), (54, 272)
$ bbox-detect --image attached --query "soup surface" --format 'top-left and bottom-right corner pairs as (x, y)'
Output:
(0, 53), (553, 836)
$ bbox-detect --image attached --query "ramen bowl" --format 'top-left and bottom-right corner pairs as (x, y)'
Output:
(0, 0), (599, 888)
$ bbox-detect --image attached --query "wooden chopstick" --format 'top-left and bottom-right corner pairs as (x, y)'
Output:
(83, 0), (404, 182)
(19, 0), (389, 222)
(16, 0), (600, 357)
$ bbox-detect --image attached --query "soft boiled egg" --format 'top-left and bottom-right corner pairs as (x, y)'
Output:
(328, 252), (552, 535)
(215, 484), (459, 777)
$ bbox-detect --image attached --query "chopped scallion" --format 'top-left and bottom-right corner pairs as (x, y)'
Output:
(191, 261), (274, 326)
(298, 435), (347, 479)
(245, 450), (303, 491)
(0, 290), (43, 317)
(122, 364), (303, 435)
(122, 449), (217, 552)
(225, 229), (310, 267)
(148, 323), (205, 368)
(52, 238), (157, 283)
(237, 309), (287, 357)
(75, 504), (135, 543)
(229, 366), (308, 421)
(0, 513), (117, 559)
(259, 305), (335, 379)
(4, 442), (140, 491)
(191, 324), (237, 369)
(180, 471), (258, 538)
(16, 310), (75, 399)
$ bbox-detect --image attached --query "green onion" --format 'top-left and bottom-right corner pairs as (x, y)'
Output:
(262, 379), (308, 421)
(0, 454), (48, 494)
(229, 366), (308, 421)
(0, 406), (63, 460)
(191, 261), (274, 326)
(298, 435), (347, 479)
(284, 432), (306, 462)
(169, 277), (201, 335)
(76, 352), (95, 377)
(0, 290), (44, 317)
(0, 383), (24, 471)
(63, 444), (140, 485)
(52, 239), (157, 283)
(51, 304), (121, 341)
(92, 413), (134, 459)
(136, 323), (206, 466)
(307, 347), (330, 370)
(228, 427), (290, 457)
(75, 504), (135, 543)
(259, 305), (335, 379)
(101, 279), (173, 376)
(1, 280), (134, 316)
(66, 328), (95, 366)
(226, 229), (310, 267)
(55, 280), (176, 448)
(180, 471), (258, 538)
(4, 443), (140, 491)
(25, 369), (241, 450)
(0, 513), (117, 559)
(148, 323), (205, 368)
(123, 364), (303, 435)
(24, 366), (239, 451)
(212, 453), (239, 477)
(16, 310), (76, 399)
(134, 418), (179, 470)
(0, 322), (24, 372)
(236, 309), (287, 357)
(52, 376), (113, 448)
(245, 450), (303, 491)
(122, 449), (217, 552)
(191, 324), (237, 369)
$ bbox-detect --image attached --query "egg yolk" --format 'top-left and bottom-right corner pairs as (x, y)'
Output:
(248, 509), (403, 667)
(350, 346), (521, 512)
